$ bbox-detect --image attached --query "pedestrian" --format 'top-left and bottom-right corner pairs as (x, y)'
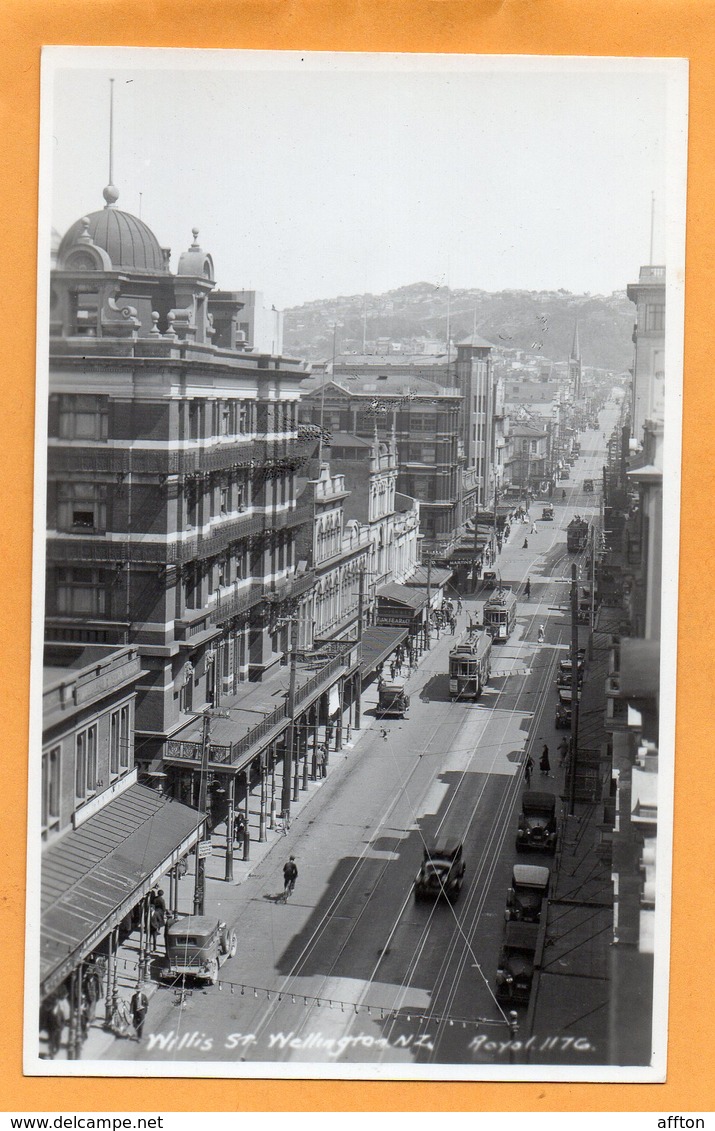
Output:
(537, 624), (545, 643)
(234, 810), (246, 843)
(525, 578), (531, 599)
(283, 855), (298, 899)
(130, 983), (149, 1041)
(449, 616), (456, 635)
(153, 888), (167, 920)
(524, 755), (534, 788)
(149, 904), (164, 951)
(531, 522), (537, 534)
(163, 910), (176, 952)
(390, 660), (396, 681)
(319, 742), (328, 778)
(558, 737), (569, 765)
(540, 744), (551, 775)
(457, 597), (463, 614)
(522, 538), (528, 550)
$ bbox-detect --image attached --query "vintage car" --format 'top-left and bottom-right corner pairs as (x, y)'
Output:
(505, 864), (551, 923)
(414, 837), (466, 903)
(482, 570), (498, 588)
(541, 504), (554, 521)
(556, 668), (583, 689)
(515, 792), (558, 854)
(558, 468), (570, 480)
(495, 922), (541, 1004)
(377, 679), (410, 719)
(558, 654), (585, 676)
(555, 699), (572, 729)
(583, 478), (594, 493)
(164, 914), (237, 985)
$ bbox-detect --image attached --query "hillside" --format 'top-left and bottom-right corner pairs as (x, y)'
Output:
(283, 282), (635, 372)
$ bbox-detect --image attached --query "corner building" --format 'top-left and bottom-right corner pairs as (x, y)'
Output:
(47, 189), (310, 770)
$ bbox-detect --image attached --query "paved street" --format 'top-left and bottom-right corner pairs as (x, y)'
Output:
(102, 423), (610, 1069)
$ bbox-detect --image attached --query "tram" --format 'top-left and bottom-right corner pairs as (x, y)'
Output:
(483, 587), (518, 642)
(448, 629), (492, 700)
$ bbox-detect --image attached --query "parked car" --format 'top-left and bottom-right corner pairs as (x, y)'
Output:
(414, 837), (466, 903)
(541, 504), (554, 521)
(515, 792), (558, 854)
(505, 864), (550, 923)
(495, 922), (540, 1003)
(164, 915), (237, 985)
(555, 699), (572, 729)
(584, 478), (594, 493)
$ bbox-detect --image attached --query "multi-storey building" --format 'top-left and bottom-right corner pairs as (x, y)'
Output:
(47, 192), (313, 775)
(626, 266), (665, 442)
(454, 334), (496, 514)
(298, 371), (461, 550)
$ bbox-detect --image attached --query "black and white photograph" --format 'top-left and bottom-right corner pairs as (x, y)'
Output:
(27, 47), (687, 1080)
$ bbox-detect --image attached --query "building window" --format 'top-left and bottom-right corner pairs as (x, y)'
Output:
(42, 746), (61, 838)
(58, 395), (108, 441)
(220, 487), (229, 515)
(237, 403), (249, 434)
(645, 304), (665, 332)
(75, 724), (97, 801)
(57, 568), (107, 616)
(220, 404), (231, 436)
(109, 704), (130, 776)
(57, 482), (107, 531)
(189, 400), (201, 441)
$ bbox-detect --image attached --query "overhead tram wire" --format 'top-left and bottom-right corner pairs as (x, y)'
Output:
(255, 561), (571, 1050)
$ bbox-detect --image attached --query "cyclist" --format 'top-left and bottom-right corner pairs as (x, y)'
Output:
(283, 855), (298, 899)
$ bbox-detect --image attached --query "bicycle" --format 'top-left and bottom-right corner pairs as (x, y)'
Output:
(282, 877), (296, 902)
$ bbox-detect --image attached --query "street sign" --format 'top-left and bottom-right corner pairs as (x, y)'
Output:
(198, 840), (213, 859)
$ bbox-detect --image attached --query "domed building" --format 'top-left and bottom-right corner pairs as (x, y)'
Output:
(44, 181), (350, 797)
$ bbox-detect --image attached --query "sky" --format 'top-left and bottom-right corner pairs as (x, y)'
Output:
(43, 49), (685, 310)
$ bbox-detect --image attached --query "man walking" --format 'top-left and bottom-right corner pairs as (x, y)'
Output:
(130, 983), (149, 1041)
(524, 755), (534, 788)
(540, 744), (551, 776)
(283, 855), (298, 900)
(558, 737), (570, 766)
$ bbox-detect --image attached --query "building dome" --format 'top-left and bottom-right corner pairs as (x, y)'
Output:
(58, 204), (168, 275)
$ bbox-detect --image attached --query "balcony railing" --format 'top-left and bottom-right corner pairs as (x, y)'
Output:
(164, 641), (359, 772)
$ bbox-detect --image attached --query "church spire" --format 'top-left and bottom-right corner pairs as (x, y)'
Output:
(570, 319), (581, 363)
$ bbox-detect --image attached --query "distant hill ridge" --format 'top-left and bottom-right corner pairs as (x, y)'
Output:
(283, 281), (634, 372)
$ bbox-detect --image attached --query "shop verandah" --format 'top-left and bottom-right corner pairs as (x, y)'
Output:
(163, 639), (362, 868)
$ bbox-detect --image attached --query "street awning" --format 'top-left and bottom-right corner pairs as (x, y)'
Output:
(359, 625), (408, 676)
(41, 783), (204, 998)
(402, 565), (453, 589)
(376, 582), (427, 612)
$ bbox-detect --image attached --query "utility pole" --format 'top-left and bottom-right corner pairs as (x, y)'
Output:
(425, 557), (432, 650)
(224, 773), (235, 883)
(282, 616), (299, 818)
(355, 567), (364, 729)
(193, 712), (211, 915)
(568, 561), (580, 816)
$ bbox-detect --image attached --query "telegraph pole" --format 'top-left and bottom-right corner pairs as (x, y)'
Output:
(425, 557), (432, 650)
(193, 712), (211, 915)
(282, 616), (298, 818)
(355, 567), (364, 729)
(568, 561), (580, 816)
